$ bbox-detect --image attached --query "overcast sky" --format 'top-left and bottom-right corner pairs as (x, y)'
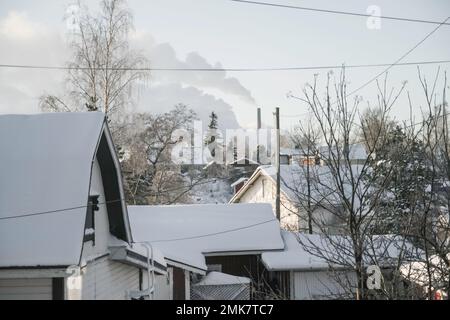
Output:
(0, 0), (449, 130)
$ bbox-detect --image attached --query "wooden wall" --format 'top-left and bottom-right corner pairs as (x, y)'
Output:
(81, 256), (140, 300)
(0, 278), (52, 300)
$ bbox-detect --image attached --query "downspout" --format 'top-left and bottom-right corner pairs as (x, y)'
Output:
(140, 242), (155, 300)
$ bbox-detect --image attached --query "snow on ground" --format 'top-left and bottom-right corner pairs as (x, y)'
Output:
(195, 271), (250, 286)
(187, 179), (233, 204)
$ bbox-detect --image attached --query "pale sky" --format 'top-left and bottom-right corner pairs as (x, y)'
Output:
(0, 0), (449, 130)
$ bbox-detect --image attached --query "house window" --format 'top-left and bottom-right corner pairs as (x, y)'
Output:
(262, 179), (265, 197)
(84, 195), (99, 244)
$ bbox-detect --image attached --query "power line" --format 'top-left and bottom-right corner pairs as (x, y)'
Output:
(283, 16), (450, 119)
(133, 218), (277, 244)
(0, 170), (256, 220)
(0, 198), (125, 221)
(0, 190), (278, 242)
(1, 59), (450, 73)
(0, 196), (277, 242)
(344, 16), (450, 101)
(2, 115), (447, 222)
(227, 0), (450, 27)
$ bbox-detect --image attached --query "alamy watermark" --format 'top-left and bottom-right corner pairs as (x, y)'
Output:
(366, 265), (382, 290)
(170, 120), (278, 165)
(65, 3), (81, 33)
(367, 5), (381, 30)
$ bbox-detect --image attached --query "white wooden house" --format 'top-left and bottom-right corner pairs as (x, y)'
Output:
(229, 164), (351, 232)
(0, 113), (168, 300)
(229, 145), (367, 233)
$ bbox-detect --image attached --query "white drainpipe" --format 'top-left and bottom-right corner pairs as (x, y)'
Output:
(140, 242), (155, 300)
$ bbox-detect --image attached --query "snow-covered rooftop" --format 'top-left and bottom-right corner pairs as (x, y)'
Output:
(195, 271), (250, 286)
(262, 231), (420, 271)
(280, 148), (303, 156)
(128, 203), (284, 271)
(262, 232), (330, 271)
(318, 144), (368, 160)
(259, 163), (363, 204)
(108, 235), (167, 273)
(0, 113), (107, 267)
(230, 177), (248, 187)
(280, 144), (367, 160)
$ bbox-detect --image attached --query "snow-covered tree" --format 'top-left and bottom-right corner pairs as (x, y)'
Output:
(120, 104), (206, 205)
(368, 125), (432, 235)
(40, 0), (148, 116)
(204, 111), (223, 161)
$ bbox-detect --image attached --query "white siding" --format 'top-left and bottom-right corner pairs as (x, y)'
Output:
(237, 175), (300, 230)
(235, 175), (343, 233)
(143, 267), (173, 300)
(81, 256), (140, 300)
(77, 160), (141, 300)
(292, 270), (356, 300)
(0, 278), (52, 300)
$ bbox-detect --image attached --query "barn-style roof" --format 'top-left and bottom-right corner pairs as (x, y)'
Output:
(0, 113), (130, 268)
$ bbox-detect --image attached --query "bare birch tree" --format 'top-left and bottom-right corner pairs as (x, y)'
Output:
(285, 70), (419, 299)
(119, 104), (210, 205)
(40, 0), (148, 118)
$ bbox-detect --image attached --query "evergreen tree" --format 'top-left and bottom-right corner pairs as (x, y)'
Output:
(368, 125), (432, 234)
(208, 112), (218, 130)
(204, 112), (220, 159)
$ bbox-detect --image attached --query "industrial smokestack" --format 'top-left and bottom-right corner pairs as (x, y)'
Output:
(257, 108), (261, 164)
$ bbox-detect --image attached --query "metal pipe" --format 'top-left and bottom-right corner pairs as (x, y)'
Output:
(257, 107), (261, 164)
(139, 242), (156, 300)
(275, 107), (281, 220)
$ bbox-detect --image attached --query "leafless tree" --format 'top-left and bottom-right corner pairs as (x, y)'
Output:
(403, 68), (450, 299)
(119, 104), (210, 205)
(40, 0), (148, 117)
(284, 70), (420, 299)
(359, 106), (396, 153)
(289, 122), (322, 234)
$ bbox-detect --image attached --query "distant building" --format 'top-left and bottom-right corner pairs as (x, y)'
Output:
(230, 177), (249, 194)
(230, 145), (368, 232)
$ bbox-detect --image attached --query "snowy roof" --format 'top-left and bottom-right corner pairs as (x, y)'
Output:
(400, 254), (450, 289)
(262, 231), (420, 271)
(280, 144), (367, 160)
(128, 203), (284, 271)
(0, 113), (110, 267)
(108, 235), (167, 273)
(262, 232), (331, 271)
(230, 157), (259, 165)
(318, 144), (367, 161)
(195, 271), (250, 286)
(230, 177), (248, 187)
(260, 164), (363, 204)
(280, 148), (303, 156)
